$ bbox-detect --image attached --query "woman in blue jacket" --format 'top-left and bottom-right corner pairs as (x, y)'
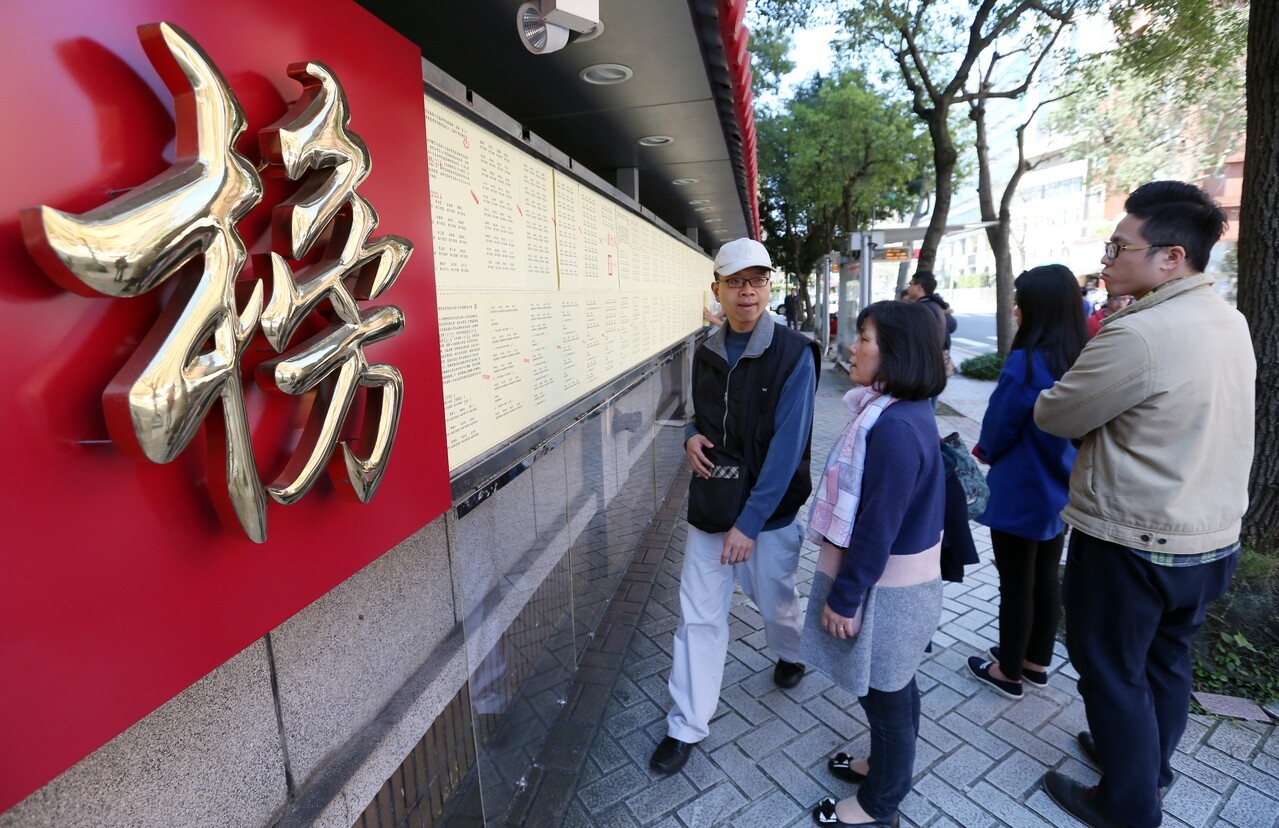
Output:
(966, 265), (1088, 698)
(804, 301), (947, 828)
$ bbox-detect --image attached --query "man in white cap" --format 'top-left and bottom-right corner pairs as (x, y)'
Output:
(650, 238), (820, 776)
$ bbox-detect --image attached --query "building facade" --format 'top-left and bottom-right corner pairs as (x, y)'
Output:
(0, 1), (759, 825)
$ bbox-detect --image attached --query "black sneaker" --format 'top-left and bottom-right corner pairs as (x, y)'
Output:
(987, 646), (1048, 686)
(966, 656), (1023, 698)
(774, 659), (806, 689)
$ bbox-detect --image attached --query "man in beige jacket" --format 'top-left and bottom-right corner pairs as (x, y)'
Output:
(1033, 181), (1255, 828)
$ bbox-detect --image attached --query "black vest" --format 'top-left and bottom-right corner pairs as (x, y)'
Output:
(690, 324), (819, 529)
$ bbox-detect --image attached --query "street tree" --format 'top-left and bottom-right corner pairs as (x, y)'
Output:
(1236, 0), (1278, 552)
(833, 0), (1078, 272)
(757, 69), (929, 327)
(967, 18), (1073, 353)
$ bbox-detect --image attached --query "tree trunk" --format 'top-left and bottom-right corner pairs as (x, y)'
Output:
(1238, 0), (1279, 553)
(897, 192), (931, 293)
(989, 219), (1016, 353)
(916, 109), (957, 272)
(971, 94), (1035, 356)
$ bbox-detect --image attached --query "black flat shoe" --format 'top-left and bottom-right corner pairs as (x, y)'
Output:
(827, 752), (867, 784)
(774, 658), (807, 689)
(966, 656), (1023, 699)
(649, 736), (694, 776)
(988, 646), (1048, 686)
(811, 797), (899, 827)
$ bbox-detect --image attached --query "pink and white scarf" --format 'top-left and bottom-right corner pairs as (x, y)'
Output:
(806, 386), (897, 548)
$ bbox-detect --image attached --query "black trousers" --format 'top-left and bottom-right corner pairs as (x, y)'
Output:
(1063, 530), (1237, 828)
(990, 528), (1064, 680)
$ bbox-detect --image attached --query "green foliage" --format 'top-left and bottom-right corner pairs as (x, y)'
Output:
(748, 0), (823, 30)
(746, 23), (796, 101)
(1106, 0), (1248, 94)
(757, 67), (930, 285)
(1046, 49), (1245, 193)
(1193, 631), (1279, 705)
(953, 270), (992, 289)
(958, 352), (1005, 380)
(1193, 546), (1279, 706)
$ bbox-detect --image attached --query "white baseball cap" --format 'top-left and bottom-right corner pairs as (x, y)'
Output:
(713, 238), (773, 277)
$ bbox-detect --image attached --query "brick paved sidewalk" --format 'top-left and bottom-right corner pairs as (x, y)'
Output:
(548, 365), (1279, 828)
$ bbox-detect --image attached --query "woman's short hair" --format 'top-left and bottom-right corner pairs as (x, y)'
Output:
(856, 300), (947, 400)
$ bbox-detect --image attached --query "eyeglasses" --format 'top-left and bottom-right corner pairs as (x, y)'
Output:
(1103, 241), (1170, 260)
(719, 275), (771, 289)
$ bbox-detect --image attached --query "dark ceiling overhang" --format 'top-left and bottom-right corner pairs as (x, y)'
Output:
(354, 0), (759, 254)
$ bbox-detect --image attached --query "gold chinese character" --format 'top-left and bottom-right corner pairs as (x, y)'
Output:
(20, 25), (412, 541)
(21, 22), (268, 541)
(256, 61), (411, 505)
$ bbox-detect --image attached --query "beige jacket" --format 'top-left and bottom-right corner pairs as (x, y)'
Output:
(1034, 274), (1255, 555)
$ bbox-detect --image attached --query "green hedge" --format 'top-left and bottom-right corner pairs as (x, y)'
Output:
(959, 352), (1005, 380)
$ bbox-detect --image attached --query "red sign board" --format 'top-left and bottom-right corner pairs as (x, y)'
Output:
(0, 0), (448, 810)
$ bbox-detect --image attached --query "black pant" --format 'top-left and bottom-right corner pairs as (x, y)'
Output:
(990, 528), (1064, 680)
(1063, 530), (1237, 827)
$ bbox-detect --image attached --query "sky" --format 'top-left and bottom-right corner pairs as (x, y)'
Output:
(778, 24), (841, 97)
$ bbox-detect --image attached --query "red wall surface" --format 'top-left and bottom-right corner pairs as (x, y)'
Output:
(0, 0), (448, 810)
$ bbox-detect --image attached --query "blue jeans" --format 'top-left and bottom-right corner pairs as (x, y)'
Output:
(1063, 530), (1237, 827)
(857, 677), (920, 821)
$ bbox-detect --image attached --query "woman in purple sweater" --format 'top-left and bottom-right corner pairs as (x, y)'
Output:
(804, 301), (948, 828)
(966, 265), (1087, 698)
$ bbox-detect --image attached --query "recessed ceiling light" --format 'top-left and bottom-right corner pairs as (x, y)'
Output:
(693, 207), (712, 212)
(580, 63), (633, 85)
(637, 135), (673, 147)
(689, 199), (710, 205)
(705, 219), (722, 223)
(671, 178), (698, 186)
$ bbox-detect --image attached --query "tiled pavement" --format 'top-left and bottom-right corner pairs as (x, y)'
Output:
(540, 353), (1279, 828)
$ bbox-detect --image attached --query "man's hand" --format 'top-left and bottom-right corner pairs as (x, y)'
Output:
(686, 434), (715, 479)
(720, 527), (754, 565)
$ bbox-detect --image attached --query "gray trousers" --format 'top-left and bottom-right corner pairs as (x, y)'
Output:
(666, 519), (803, 742)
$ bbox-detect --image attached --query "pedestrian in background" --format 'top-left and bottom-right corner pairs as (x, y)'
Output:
(1035, 181), (1255, 828)
(650, 238), (820, 778)
(785, 288), (801, 329)
(965, 264), (1087, 699)
(803, 301), (947, 828)
(1086, 292), (1133, 337)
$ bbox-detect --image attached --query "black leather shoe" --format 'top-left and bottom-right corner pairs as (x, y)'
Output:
(812, 797), (899, 827)
(1042, 771), (1126, 828)
(774, 658), (806, 689)
(649, 736), (694, 776)
(1077, 731), (1101, 768)
(1076, 732), (1168, 799)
